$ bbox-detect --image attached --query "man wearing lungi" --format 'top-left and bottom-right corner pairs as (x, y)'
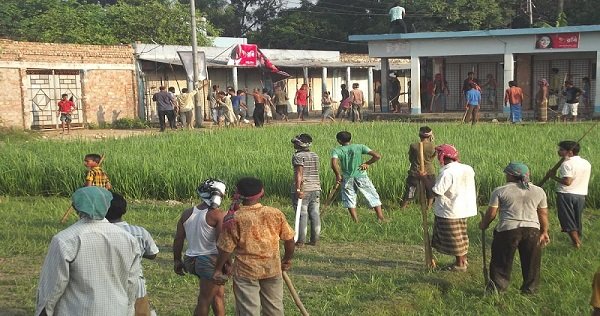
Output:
(431, 144), (477, 271)
(480, 162), (550, 294)
(544, 140), (591, 248)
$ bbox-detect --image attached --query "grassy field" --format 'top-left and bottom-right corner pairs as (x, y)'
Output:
(0, 122), (599, 315)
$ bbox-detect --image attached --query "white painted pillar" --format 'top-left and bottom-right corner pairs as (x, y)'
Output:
(503, 53), (514, 115)
(381, 58), (390, 112)
(322, 67), (328, 93)
(368, 67), (374, 110)
(303, 67), (309, 84)
(595, 52), (600, 116)
(346, 67), (351, 85)
(410, 55), (421, 115)
(232, 67), (238, 92)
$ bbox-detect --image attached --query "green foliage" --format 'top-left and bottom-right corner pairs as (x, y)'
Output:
(0, 0), (214, 45)
(0, 127), (39, 143)
(111, 118), (149, 129)
(556, 11), (568, 27)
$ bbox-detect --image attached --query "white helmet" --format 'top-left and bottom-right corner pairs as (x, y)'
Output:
(196, 179), (226, 208)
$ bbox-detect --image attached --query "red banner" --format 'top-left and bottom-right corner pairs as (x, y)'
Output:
(535, 33), (580, 49)
(230, 44), (258, 66)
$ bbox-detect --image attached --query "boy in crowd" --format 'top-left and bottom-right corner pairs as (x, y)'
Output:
(213, 177), (295, 316)
(57, 93), (75, 134)
(331, 131), (385, 222)
(106, 192), (159, 316)
(291, 134), (321, 247)
(84, 153), (112, 190)
(400, 126), (436, 209)
(174, 179), (228, 316)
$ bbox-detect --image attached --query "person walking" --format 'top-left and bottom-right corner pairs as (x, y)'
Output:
(388, 1), (407, 33)
(56, 93), (75, 134)
(295, 83), (310, 121)
(173, 179), (228, 316)
(331, 131), (385, 223)
(213, 177), (295, 316)
(209, 85), (220, 125)
(544, 140), (591, 248)
(350, 83), (365, 122)
(335, 84), (351, 119)
(431, 144), (477, 271)
(153, 86), (177, 131)
(252, 88), (266, 127)
(177, 87), (199, 129)
(400, 126), (436, 209)
(464, 82), (481, 125)
(273, 86), (289, 121)
(504, 81), (524, 124)
(321, 91), (335, 122)
(291, 134), (321, 247)
(479, 162), (550, 294)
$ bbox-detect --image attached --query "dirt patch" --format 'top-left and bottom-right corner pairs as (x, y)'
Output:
(38, 128), (157, 141)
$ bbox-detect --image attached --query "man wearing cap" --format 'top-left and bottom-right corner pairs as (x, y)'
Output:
(291, 133), (321, 247)
(36, 187), (142, 316)
(431, 144), (477, 271)
(173, 179), (228, 316)
(400, 126), (436, 209)
(480, 162), (550, 294)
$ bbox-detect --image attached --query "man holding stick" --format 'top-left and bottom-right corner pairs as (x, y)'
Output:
(544, 140), (591, 248)
(213, 177), (295, 316)
(480, 162), (549, 294)
(400, 126), (436, 209)
(431, 144), (477, 271)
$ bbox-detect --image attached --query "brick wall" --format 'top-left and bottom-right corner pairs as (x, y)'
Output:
(0, 40), (137, 129)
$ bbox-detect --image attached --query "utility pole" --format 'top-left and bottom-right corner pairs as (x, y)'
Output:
(190, 0), (202, 127)
(527, 0), (533, 27)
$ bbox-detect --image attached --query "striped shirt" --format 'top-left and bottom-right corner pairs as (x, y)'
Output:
(36, 218), (141, 316)
(85, 166), (111, 188)
(292, 150), (321, 192)
(114, 221), (159, 298)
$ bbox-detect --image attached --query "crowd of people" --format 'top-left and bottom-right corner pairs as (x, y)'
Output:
(34, 124), (596, 315)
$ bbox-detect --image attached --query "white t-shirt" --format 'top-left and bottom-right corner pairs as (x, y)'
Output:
(389, 6), (405, 22)
(557, 155), (591, 195)
(432, 161), (478, 219)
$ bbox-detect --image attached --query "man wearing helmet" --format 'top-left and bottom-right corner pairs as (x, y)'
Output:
(431, 144), (477, 271)
(173, 179), (228, 316)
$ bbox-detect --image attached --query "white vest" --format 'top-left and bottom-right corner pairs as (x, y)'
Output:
(184, 206), (218, 256)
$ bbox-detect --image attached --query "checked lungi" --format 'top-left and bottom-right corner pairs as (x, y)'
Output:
(431, 216), (469, 256)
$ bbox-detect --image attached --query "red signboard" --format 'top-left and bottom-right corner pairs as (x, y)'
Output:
(535, 33), (580, 49)
(231, 44), (258, 66)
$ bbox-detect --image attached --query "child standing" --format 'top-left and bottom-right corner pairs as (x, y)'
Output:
(84, 153), (112, 190)
(57, 94), (75, 134)
(321, 91), (335, 123)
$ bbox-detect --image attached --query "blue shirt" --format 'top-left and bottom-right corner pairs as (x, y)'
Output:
(466, 89), (481, 106)
(231, 95), (241, 111)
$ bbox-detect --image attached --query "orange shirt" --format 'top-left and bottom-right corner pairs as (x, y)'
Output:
(217, 203), (294, 280)
(504, 86), (523, 105)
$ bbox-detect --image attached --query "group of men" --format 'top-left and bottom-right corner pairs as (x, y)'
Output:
(35, 125), (593, 315)
(153, 85), (200, 131)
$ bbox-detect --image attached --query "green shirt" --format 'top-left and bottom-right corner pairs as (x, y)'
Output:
(331, 144), (371, 178)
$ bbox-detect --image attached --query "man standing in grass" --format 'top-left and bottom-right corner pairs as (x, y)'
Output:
(36, 187), (141, 316)
(174, 179), (228, 316)
(504, 81), (524, 124)
(544, 140), (591, 248)
(400, 126), (436, 209)
(291, 133), (321, 247)
(213, 177), (295, 316)
(331, 131), (385, 223)
(106, 192), (159, 316)
(464, 82), (481, 125)
(431, 144), (477, 271)
(479, 162), (549, 294)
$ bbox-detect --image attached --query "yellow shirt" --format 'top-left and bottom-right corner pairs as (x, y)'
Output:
(217, 203), (294, 280)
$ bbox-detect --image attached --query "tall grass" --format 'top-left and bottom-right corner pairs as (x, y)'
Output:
(0, 122), (598, 207)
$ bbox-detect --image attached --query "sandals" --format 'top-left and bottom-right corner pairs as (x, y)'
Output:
(445, 264), (468, 272)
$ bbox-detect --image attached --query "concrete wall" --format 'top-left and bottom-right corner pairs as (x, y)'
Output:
(0, 39), (137, 129)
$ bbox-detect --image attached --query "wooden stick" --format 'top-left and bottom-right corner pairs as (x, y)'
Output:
(282, 271), (309, 316)
(323, 183), (340, 210)
(418, 142), (435, 269)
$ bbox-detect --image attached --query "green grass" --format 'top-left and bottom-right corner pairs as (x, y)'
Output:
(0, 196), (598, 315)
(0, 121), (599, 315)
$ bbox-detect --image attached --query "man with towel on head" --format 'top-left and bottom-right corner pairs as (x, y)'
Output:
(36, 187), (142, 316)
(431, 144), (477, 271)
(480, 162), (550, 294)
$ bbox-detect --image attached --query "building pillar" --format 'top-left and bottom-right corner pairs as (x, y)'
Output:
(346, 67), (351, 85)
(410, 55), (421, 115)
(322, 67), (327, 93)
(303, 67), (309, 84)
(503, 53), (515, 116)
(381, 58), (389, 112)
(368, 67), (374, 110)
(595, 52), (600, 116)
(232, 67), (238, 92)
